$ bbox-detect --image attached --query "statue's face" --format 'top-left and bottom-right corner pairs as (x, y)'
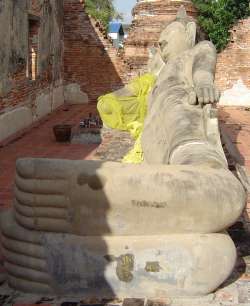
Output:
(158, 21), (193, 62)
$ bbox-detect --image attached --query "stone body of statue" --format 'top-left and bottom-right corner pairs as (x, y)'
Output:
(1, 7), (246, 298)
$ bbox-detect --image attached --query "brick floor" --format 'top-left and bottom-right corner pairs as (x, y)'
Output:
(0, 104), (98, 209)
(0, 105), (250, 305)
(219, 106), (250, 226)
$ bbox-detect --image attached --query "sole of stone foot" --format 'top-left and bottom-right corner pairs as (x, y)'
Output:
(1, 210), (237, 298)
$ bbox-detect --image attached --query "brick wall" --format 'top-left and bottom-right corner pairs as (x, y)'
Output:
(123, 1), (250, 93)
(215, 18), (250, 91)
(124, 0), (197, 72)
(63, 0), (130, 103)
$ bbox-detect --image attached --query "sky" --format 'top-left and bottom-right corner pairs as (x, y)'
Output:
(113, 0), (137, 24)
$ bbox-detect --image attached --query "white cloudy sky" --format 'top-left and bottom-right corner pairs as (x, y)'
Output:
(113, 0), (137, 23)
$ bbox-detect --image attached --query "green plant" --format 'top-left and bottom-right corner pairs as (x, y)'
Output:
(85, 0), (123, 32)
(192, 0), (250, 51)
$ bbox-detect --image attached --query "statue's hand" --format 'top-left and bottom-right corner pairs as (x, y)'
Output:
(194, 85), (220, 106)
(14, 158), (74, 233)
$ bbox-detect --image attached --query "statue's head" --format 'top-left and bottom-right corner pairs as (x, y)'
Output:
(158, 6), (196, 62)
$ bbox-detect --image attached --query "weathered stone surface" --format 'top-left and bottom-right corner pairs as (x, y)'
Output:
(0, 107), (33, 142)
(1, 211), (237, 297)
(34, 91), (52, 120)
(52, 85), (65, 110)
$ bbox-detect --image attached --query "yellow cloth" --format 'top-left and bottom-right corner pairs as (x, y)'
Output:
(97, 73), (156, 163)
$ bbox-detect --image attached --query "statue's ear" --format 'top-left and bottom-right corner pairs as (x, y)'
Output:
(186, 22), (196, 47)
(176, 5), (187, 20)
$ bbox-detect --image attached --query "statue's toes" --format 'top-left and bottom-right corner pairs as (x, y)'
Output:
(13, 207), (71, 233)
(1, 210), (54, 294)
(16, 158), (72, 180)
(14, 185), (70, 208)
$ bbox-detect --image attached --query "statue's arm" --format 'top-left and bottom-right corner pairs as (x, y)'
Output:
(192, 41), (220, 105)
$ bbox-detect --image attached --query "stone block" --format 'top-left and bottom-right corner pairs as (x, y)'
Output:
(52, 85), (64, 110)
(219, 80), (250, 106)
(64, 83), (89, 105)
(123, 299), (145, 306)
(0, 107), (33, 142)
(34, 91), (52, 120)
(146, 299), (171, 306)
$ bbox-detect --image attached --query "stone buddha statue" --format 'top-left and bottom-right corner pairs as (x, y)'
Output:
(1, 6), (246, 298)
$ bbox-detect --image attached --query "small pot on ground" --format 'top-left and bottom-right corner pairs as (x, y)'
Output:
(53, 124), (72, 142)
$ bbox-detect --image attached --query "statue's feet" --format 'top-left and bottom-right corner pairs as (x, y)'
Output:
(1, 210), (54, 294)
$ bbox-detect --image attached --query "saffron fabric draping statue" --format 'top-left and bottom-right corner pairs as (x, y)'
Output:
(1, 6), (246, 297)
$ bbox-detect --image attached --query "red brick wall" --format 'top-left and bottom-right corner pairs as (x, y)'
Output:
(63, 0), (128, 103)
(215, 18), (250, 91)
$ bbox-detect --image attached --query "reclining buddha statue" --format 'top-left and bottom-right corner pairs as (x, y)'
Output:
(1, 6), (246, 298)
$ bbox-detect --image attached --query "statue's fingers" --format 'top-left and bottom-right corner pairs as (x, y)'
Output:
(16, 158), (72, 180)
(14, 210), (71, 233)
(14, 199), (69, 220)
(196, 88), (204, 105)
(15, 173), (68, 195)
(214, 87), (220, 102)
(209, 88), (215, 103)
(5, 262), (51, 284)
(2, 248), (47, 272)
(203, 88), (210, 104)
(14, 186), (69, 208)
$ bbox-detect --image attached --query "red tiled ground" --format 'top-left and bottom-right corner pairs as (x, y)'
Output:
(0, 104), (98, 209)
(219, 106), (250, 225)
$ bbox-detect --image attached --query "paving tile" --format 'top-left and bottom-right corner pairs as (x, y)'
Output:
(13, 304), (54, 306)
(122, 299), (145, 306)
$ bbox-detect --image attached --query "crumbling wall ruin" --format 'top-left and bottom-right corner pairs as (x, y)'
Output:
(0, 0), (64, 142)
(215, 18), (250, 92)
(63, 0), (128, 104)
